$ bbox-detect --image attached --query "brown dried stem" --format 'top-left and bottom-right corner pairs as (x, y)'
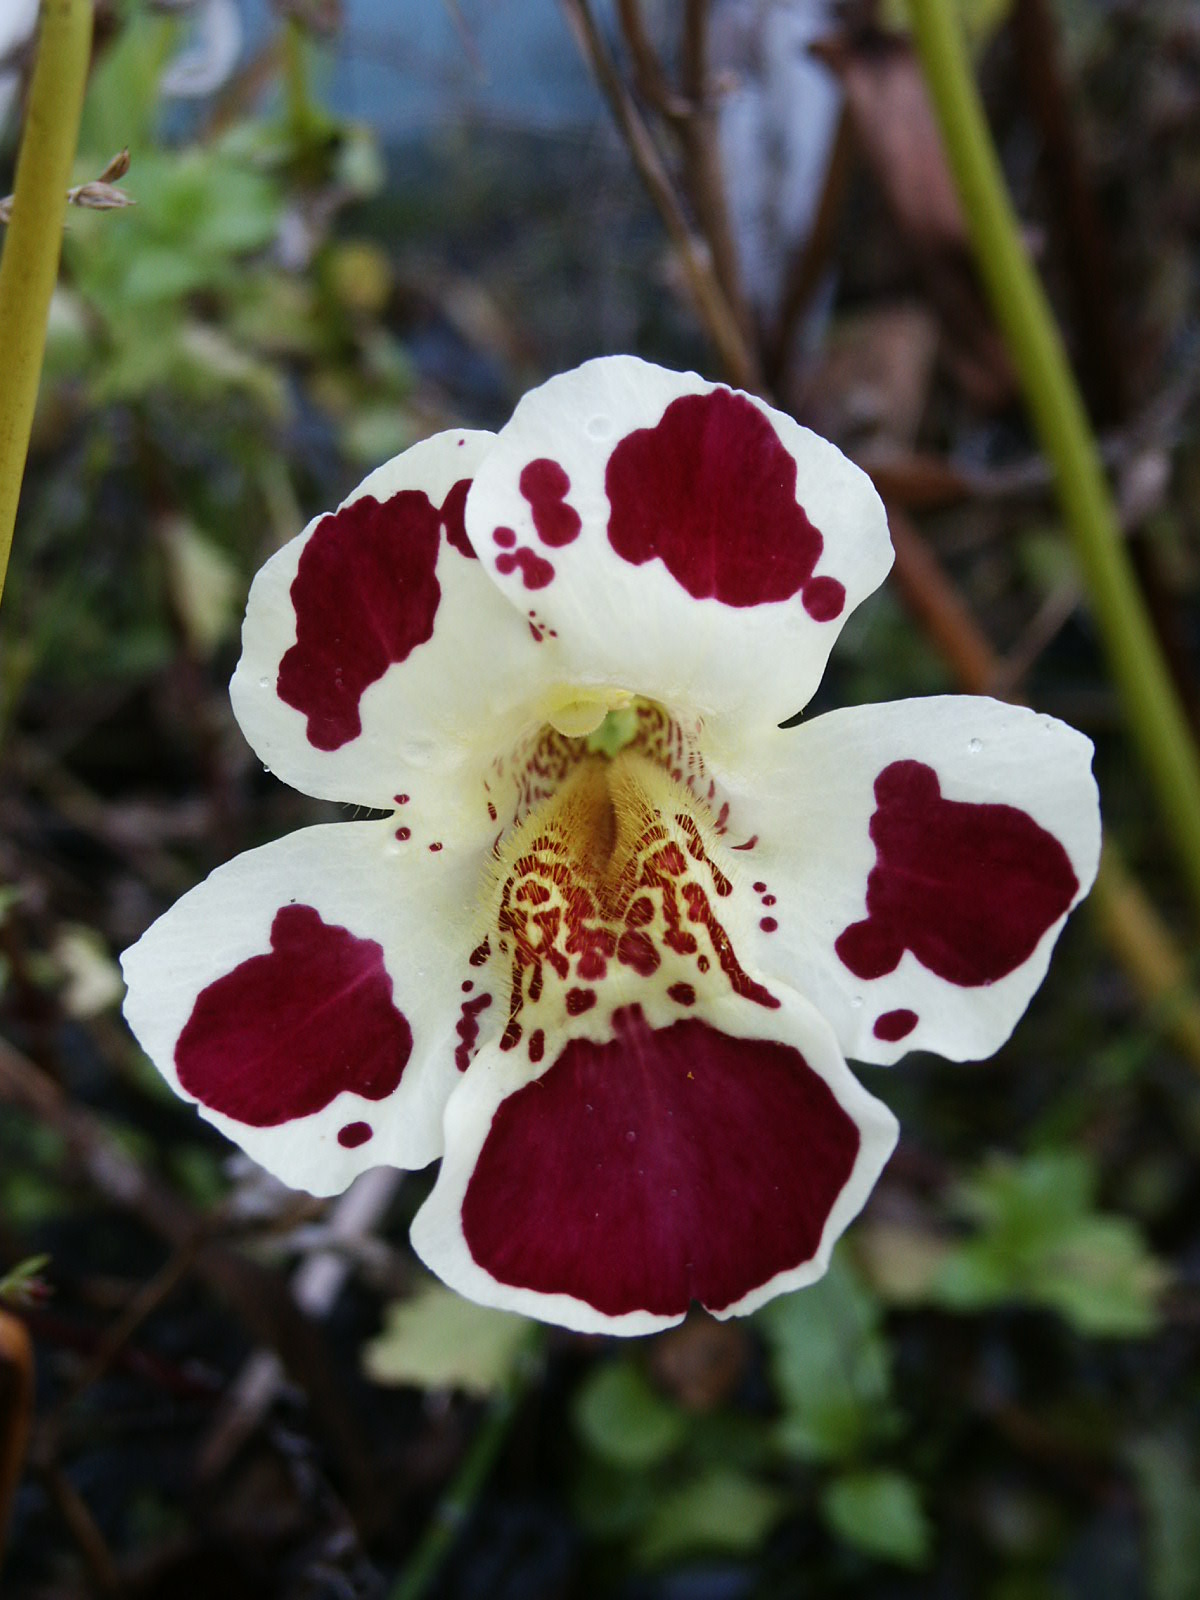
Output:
(561, 0), (761, 392)
(676, 0), (750, 334)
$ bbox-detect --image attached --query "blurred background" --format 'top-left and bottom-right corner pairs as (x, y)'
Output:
(1, 1), (1199, 1596)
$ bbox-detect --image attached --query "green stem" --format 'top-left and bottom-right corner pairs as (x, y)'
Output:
(0, 0), (94, 610)
(282, 19), (319, 146)
(905, 0), (1200, 926)
(389, 1334), (544, 1600)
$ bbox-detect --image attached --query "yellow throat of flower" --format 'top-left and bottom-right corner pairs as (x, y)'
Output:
(482, 744), (775, 1062)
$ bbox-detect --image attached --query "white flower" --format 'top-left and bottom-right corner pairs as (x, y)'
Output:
(121, 357), (1101, 1335)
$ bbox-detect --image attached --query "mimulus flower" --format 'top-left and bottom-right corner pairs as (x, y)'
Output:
(121, 357), (1101, 1335)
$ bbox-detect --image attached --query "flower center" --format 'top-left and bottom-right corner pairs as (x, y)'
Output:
(476, 736), (778, 1066)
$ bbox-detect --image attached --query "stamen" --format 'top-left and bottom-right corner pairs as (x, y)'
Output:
(546, 686), (631, 739)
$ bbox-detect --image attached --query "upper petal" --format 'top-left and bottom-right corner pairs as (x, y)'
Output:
(464, 357), (893, 760)
(411, 983), (897, 1335)
(121, 819), (498, 1195)
(710, 697), (1101, 1065)
(231, 429), (556, 809)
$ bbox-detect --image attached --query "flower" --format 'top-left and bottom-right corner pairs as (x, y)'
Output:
(121, 356), (1101, 1335)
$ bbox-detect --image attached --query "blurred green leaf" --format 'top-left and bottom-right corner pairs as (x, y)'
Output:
(77, 4), (177, 162)
(635, 1467), (787, 1567)
(821, 1469), (932, 1568)
(0, 1255), (51, 1305)
(931, 1151), (1165, 1337)
(756, 1259), (895, 1462)
(159, 516), (241, 657)
(574, 1360), (687, 1470)
(364, 1279), (532, 1398)
(1129, 1436), (1200, 1600)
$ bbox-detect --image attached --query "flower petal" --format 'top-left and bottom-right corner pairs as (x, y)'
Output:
(712, 697), (1100, 1065)
(231, 430), (554, 811)
(411, 985), (897, 1335)
(464, 357), (892, 759)
(121, 820), (498, 1194)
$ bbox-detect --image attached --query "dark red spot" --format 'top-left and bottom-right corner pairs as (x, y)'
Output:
(462, 979), (474, 992)
(605, 389), (837, 611)
(567, 987), (596, 1015)
(176, 906), (412, 1126)
(667, 982), (696, 1006)
(278, 493), (441, 751)
(493, 526), (516, 548)
(762, 894), (776, 906)
(462, 1005), (861, 1317)
(440, 478), (475, 559)
(617, 929), (660, 977)
(395, 827), (410, 841)
(394, 794), (409, 805)
(496, 546), (554, 589)
(520, 458), (581, 548)
(732, 836), (759, 852)
(470, 938), (491, 968)
(488, 802), (498, 821)
(835, 761), (1079, 986)
(801, 575), (846, 622)
(753, 882), (767, 894)
(760, 917), (778, 933)
(456, 992), (493, 1071)
(529, 1028), (545, 1063)
(874, 1009), (917, 1042)
(338, 1121), (373, 1148)
(429, 841), (443, 853)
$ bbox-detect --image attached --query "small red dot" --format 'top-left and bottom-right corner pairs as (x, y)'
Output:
(753, 881), (767, 893)
(394, 794), (409, 805)
(762, 894), (776, 906)
(395, 826), (410, 841)
(874, 1008), (918, 1042)
(338, 1121), (373, 1148)
(461, 979), (474, 992)
(760, 916), (778, 933)
(429, 841), (443, 852)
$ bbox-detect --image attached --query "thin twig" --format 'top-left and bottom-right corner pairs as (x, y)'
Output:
(768, 106), (854, 388)
(35, 1461), (120, 1595)
(0, 1036), (377, 1502)
(676, 0), (751, 340)
(1011, 0), (1126, 423)
(615, 0), (688, 122)
(560, 0), (760, 392)
(198, 1166), (401, 1482)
